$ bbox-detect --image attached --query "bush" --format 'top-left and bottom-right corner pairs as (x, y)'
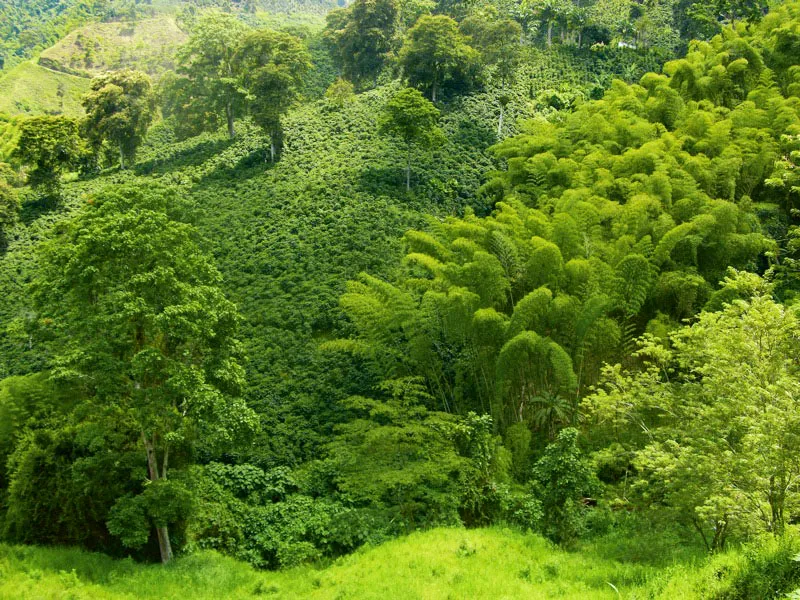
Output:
(713, 534), (800, 600)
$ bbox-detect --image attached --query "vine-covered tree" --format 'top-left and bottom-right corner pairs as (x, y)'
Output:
(398, 15), (479, 102)
(323, 0), (397, 86)
(171, 11), (249, 139)
(13, 115), (81, 197)
(235, 29), (311, 162)
(0, 174), (18, 247)
(460, 6), (522, 137)
(82, 70), (155, 169)
(532, 428), (596, 545)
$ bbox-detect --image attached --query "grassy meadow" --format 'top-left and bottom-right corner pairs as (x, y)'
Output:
(0, 527), (700, 600)
(3, 527), (797, 599)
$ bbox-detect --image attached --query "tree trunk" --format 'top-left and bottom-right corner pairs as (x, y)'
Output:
(498, 103), (504, 139)
(269, 124), (283, 163)
(406, 144), (411, 191)
(226, 102), (235, 139)
(547, 21), (553, 47)
(142, 431), (174, 564)
(432, 80), (438, 103)
(119, 143), (125, 170)
(769, 474), (786, 536)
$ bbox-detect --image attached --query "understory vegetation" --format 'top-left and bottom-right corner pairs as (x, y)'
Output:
(1, 0), (800, 596)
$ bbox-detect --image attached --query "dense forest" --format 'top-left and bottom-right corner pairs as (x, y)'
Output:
(1, 0), (800, 597)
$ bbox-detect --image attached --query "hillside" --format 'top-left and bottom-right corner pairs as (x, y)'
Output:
(38, 17), (188, 79)
(0, 45), (659, 461)
(0, 61), (90, 117)
(1, 0), (800, 593)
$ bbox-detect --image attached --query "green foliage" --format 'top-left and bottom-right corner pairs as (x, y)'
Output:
(0, 373), (61, 491)
(3, 420), (146, 555)
(13, 115), (82, 198)
(326, 378), (470, 529)
(323, 0), (397, 86)
(323, 77), (355, 109)
(188, 461), (387, 569)
(332, 8), (800, 462)
(0, 116), (22, 162)
(585, 275), (800, 549)
(4, 0), (800, 575)
(31, 183), (256, 560)
(81, 69), (156, 168)
(235, 28), (311, 160)
(532, 427), (597, 545)
(398, 15), (479, 102)
(107, 480), (194, 549)
(379, 87), (442, 189)
(167, 11), (250, 139)
(715, 534), (800, 600)
(0, 176), (19, 246)
(461, 7), (522, 88)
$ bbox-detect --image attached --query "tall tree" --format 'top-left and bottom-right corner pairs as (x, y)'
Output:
(460, 7), (522, 137)
(174, 11), (250, 139)
(683, 0), (768, 40)
(32, 185), (257, 563)
(81, 70), (156, 169)
(235, 29), (311, 162)
(398, 15), (479, 102)
(13, 116), (81, 198)
(379, 87), (442, 190)
(522, 0), (571, 47)
(324, 0), (398, 86)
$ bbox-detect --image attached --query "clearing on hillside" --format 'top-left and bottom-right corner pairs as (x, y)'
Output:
(0, 62), (90, 117)
(38, 17), (188, 78)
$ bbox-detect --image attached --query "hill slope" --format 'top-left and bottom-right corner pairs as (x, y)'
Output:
(0, 61), (90, 116)
(0, 37), (660, 461)
(38, 17), (188, 79)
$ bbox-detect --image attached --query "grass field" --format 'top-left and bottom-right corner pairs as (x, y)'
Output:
(0, 61), (90, 117)
(3, 526), (795, 600)
(0, 528), (688, 600)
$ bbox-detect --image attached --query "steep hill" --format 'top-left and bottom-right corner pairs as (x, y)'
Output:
(0, 40), (663, 469)
(38, 17), (188, 79)
(0, 61), (90, 117)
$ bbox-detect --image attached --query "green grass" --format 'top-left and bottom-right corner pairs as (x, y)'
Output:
(0, 527), (715, 599)
(0, 61), (91, 117)
(38, 17), (188, 79)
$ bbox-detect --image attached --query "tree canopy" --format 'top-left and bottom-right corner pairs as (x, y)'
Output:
(398, 15), (479, 102)
(379, 87), (442, 190)
(31, 184), (257, 562)
(81, 70), (156, 169)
